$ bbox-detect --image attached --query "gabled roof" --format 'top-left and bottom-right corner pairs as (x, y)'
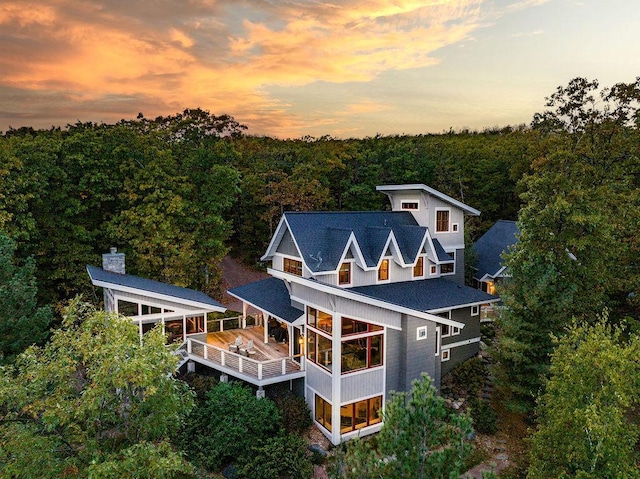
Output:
(264, 211), (428, 273)
(376, 184), (481, 216)
(228, 277), (304, 324)
(474, 220), (519, 280)
(86, 265), (225, 311)
(351, 278), (499, 312)
(432, 238), (454, 263)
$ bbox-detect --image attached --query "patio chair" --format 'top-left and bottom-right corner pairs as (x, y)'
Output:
(240, 339), (255, 357)
(228, 336), (243, 353)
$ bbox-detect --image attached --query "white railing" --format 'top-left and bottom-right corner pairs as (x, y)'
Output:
(185, 337), (303, 381)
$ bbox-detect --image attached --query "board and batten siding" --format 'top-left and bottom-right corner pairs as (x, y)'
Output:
(306, 361), (332, 400)
(341, 367), (385, 404)
(385, 314), (440, 397)
(440, 306), (482, 375)
(275, 228), (300, 257)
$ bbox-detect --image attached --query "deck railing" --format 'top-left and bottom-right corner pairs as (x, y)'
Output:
(185, 337), (303, 381)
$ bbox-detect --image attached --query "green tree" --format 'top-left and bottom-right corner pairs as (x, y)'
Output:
(0, 299), (194, 477)
(333, 374), (473, 479)
(527, 319), (640, 478)
(494, 77), (640, 409)
(237, 433), (313, 479)
(0, 231), (51, 364)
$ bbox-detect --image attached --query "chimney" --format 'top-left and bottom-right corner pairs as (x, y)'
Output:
(102, 247), (125, 274)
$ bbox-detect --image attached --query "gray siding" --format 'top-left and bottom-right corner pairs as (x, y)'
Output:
(385, 315), (439, 397)
(341, 368), (385, 403)
(306, 362), (332, 399)
(442, 307), (480, 346)
(275, 229), (300, 257)
(441, 342), (478, 376)
(452, 248), (465, 285)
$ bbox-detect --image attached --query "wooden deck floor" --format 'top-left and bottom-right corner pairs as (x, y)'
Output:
(198, 327), (290, 361)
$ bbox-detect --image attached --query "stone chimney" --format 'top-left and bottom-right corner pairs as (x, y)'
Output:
(102, 247), (125, 274)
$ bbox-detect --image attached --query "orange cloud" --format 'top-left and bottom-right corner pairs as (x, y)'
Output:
(0, 0), (543, 136)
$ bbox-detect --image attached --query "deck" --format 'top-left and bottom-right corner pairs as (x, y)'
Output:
(182, 326), (305, 386)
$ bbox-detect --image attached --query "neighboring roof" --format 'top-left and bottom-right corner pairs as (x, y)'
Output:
(376, 184), (481, 216)
(474, 220), (519, 280)
(86, 265), (225, 310)
(282, 211), (427, 273)
(228, 277), (303, 324)
(351, 278), (498, 312)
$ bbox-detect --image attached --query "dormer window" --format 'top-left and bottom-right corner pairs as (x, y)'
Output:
(413, 257), (424, 277)
(401, 201), (419, 210)
(436, 209), (450, 232)
(339, 262), (351, 285)
(283, 258), (302, 276)
(378, 259), (389, 281)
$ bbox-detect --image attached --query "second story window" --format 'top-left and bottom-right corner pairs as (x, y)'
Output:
(436, 210), (450, 232)
(401, 201), (419, 210)
(413, 257), (424, 277)
(339, 262), (351, 285)
(283, 257), (302, 276)
(378, 259), (389, 281)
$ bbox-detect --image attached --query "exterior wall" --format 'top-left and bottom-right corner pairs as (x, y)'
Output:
(275, 229), (299, 257)
(428, 195), (466, 249)
(441, 342), (479, 376)
(341, 367), (385, 403)
(306, 361), (332, 399)
(440, 306), (481, 375)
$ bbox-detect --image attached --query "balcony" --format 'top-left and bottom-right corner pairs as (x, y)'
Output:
(180, 321), (305, 387)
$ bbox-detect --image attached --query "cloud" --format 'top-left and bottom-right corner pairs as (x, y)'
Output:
(0, 0), (538, 135)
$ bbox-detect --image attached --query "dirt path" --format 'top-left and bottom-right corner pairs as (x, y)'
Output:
(220, 255), (269, 313)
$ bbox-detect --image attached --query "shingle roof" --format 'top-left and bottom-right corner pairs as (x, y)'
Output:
(351, 278), (498, 311)
(432, 238), (454, 263)
(474, 220), (519, 280)
(86, 265), (225, 309)
(228, 277), (303, 324)
(284, 211), (427, 273)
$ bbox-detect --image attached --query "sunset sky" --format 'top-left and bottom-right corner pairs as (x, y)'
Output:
(1, 1), (638, 138)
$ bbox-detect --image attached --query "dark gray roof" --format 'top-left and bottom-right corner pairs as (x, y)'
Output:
(228, 277), (303, 324)
(86, 265), (225, 309)
(351, 278), (498, 311)
(432, 238), (454, 263)
(474, 220), (519, 279)
(284, 211), (427, 273)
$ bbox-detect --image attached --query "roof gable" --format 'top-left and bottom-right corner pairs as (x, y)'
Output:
(474, 220), (519, 279)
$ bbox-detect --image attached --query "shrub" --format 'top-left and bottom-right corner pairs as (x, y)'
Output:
(177, 382), (282, 472)
(238, 433), (313, 479)
(274, 393), (313, 434)
(448, 357), (489, 398)
(469, 397), (498, 435)
(179, 372), (218, 402)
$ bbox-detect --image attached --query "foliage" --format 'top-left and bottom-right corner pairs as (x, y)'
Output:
(179, 371), (218, 402)
(468, 398), (498, 435)
(494, 77), (640, 410)
(237, 433), (313, 479)
(527, 319), (640, 479)
(332, 374), (473, 479)
(176, 382), (282, 472)
(273, 393), (313, 434)
(0, 231), (51, 364)
(447, 356), (490, 399)
(0, 298), (194, 477)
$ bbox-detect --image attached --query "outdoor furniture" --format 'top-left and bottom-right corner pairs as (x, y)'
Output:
(228, 336), (243, 353)
(240, 339), (255, 357)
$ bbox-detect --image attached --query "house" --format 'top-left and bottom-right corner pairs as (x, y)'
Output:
(227, 184), (498, 445)
(472, 220), (519, 295)
(87, 248), (227, 347)
(88, 185), (498, 446)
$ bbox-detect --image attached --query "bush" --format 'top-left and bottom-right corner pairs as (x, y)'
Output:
(237, 433), (313, 479)
(448, 357), (489, 398)
(177, 382), (282, 472)
(469, 398), (498, 435)
(274, 393), (313, 434)
(179, 372), (218, 402)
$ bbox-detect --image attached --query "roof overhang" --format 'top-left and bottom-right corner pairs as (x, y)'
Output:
(376, 184), (481, 216)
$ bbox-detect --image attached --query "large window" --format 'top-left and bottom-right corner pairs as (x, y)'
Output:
(315, 395), (332, 432)
(436, 210), (450, 232)
(378, 259), (389, 281)
(283, 257), (302, 276)
(340, 396), (382, 433)
(413, 256), (424, 277)
(307, 331), (333, 371)
(338, 262), (351, 285)
(341, 317), (383, 374)
(307, 307), (333, 334)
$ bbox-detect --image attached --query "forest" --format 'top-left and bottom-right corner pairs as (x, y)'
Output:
(1, 77), (639, 478)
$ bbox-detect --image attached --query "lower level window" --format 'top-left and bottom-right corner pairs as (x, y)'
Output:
(315, 395), (332, 432)
(340, 396), (382, 433)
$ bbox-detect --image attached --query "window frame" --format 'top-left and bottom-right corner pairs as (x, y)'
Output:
(471, 305), (479, 316)
(338, 261), (352, 285)
(441, 348), (451, 361)
(340, 395), (383, 434)
(378, 258), (390, 282)
(400, 200), (419, 211)
(283, 257), (303, 276)
(413, 256), (424, 278)
(435, 208), (450, 233)
(440, 251), (456, 275)
(315, 394), (332, 432)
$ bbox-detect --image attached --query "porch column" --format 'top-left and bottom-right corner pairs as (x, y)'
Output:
(161, 308), (165, 336)
(263, 313), (269, 344)
(242, 303), (248, 329)
(288, 324), (294, 356)
(138, 319), (143, 341)
(331, 309), (342, 445)
(183, 314), (187, 342)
